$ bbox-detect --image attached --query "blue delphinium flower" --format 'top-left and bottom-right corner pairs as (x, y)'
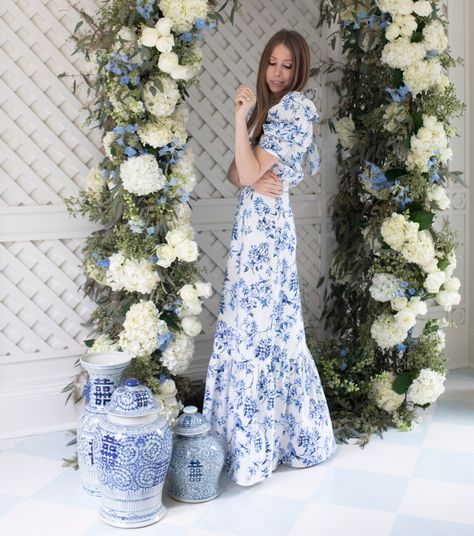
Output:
(385, 84), (409, 103)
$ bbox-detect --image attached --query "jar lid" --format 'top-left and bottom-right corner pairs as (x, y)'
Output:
(107, 378), (159, 417)
(174, 406), (210, 436)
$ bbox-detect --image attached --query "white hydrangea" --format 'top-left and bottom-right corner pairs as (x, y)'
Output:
(166, 203), (195, 239)
(376, 0), (414, 16)
(161, 332), (194, 374)
(406, 115), (452, 172)
(407, 368), (446, 405)
(369, 273), (400, 302)
(380, 213), (419, 251)
(119, 301), (169, 358)
(371, 371), (405, 413)
(120, 154), (166, 196)
(154, 384), (183, 426)
(393, 14), (418, 38)
(159, 0), (208, 32)
(381, 38), (425, 70)
(423, 20), (448, 53)
(138, 116), (187, 149)
(106, 252), (160, 294)
(171, 146), (197, 192)
(413, 0), (432, 17)
(85, 166), (104, 199)
(88, 334), (120, 353)
(403, 59), (443, 96)
(335, 117), (356, 150)
(143, 76), (180, 118)
(371, 314), (407, 349)
(401, 230), (435, 266)
(426, 184), (450, 211)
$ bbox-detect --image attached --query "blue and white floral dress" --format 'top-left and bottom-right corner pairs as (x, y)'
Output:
(203, 91), (337, 487)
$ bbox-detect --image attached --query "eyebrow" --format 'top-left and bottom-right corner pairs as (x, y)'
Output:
(270, 56), (293, 62)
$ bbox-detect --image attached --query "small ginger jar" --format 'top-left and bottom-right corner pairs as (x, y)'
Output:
(166, 406), (225, 503)
(94, 378), (173, 528)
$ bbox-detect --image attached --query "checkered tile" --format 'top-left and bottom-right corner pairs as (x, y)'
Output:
(0, 368), (473, 536)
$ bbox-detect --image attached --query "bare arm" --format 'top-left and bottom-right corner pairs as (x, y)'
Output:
(234, 114), (278, 186)
(234, 85), (278, 187)
(227, 159), (242, 188)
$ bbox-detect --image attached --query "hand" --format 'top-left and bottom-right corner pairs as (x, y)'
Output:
(252, 170), (283, 198)
(235, 85), (256, 118)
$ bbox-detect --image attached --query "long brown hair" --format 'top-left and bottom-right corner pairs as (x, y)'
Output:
(248, 30), (310, 146)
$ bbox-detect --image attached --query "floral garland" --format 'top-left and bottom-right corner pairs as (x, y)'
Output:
(315, 0), (465, 441)
(65, 0), (236, 425)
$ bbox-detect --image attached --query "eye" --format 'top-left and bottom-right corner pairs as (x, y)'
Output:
(284, 64), (292, 69)
(269, 61), (276, 65)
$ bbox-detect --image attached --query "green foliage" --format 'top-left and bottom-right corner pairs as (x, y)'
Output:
(315, 0), (463, 443)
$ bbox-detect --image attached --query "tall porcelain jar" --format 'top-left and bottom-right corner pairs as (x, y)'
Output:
(167, 406), (225, 503)
(94, 378), (173, 528)
(77, 351), (131, 496)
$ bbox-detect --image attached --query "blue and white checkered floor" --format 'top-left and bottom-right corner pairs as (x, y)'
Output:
(1, 367), (473, 536)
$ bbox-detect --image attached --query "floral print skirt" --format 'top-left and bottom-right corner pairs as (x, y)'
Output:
(203, 187), (337, 486)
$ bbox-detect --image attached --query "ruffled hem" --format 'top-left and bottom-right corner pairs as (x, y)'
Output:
(203, 344), (337, 487)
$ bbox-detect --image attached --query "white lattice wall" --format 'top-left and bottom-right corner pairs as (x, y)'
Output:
(0, 0), (470, 438)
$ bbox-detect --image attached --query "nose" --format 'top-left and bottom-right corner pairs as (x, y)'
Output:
(274, 64), (282, 76)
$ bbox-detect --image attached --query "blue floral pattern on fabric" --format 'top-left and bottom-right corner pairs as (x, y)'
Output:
(203, 91), (336, 487)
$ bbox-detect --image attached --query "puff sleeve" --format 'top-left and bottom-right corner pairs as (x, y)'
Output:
(258, 91), (320, 175)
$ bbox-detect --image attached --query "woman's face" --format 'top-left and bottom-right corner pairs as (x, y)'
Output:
(265, 43), (293, 94)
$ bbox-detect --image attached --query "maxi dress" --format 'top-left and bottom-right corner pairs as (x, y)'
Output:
(203, 91), (337, 487)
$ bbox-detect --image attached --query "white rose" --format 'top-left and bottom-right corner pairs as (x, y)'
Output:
(166, 229), (186, 247)
(194, 281), (213, 298)
(155, 17), (173, 36)
(170, 65), (193, 81)
(391, 297), (408, 311)
(183, 298), (202, 315)
(180, 284), (199, 303)
(421, 258), (439, 274)
(385, 22), (401, 41)
(435, 290), (461, 311)
(175, 239), (199, 262)
(395, 308), (417, 331)
(408, 297), (427, 316)
(156, 35), (174, 53)
(424, 271), (446, 293)
(156, 244), (176, 268)
(158, 52), (179, 74)
(140, 27), (159, 47)
(159, 378), (177, 396)
(181, 315), (202, 337)
(444, 276), (461, 292)
(413, 0), (432, 17)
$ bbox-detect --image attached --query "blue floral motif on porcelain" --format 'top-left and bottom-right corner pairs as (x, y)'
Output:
(167, 406), (225, 503)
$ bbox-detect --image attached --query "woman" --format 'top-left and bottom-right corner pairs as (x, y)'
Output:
(203, 29), (336, 487)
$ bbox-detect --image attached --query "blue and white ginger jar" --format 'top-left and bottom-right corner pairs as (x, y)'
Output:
(167, 406), (225, 503)
(77, 351), (131, 496)
(94, 378), (173, 528)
